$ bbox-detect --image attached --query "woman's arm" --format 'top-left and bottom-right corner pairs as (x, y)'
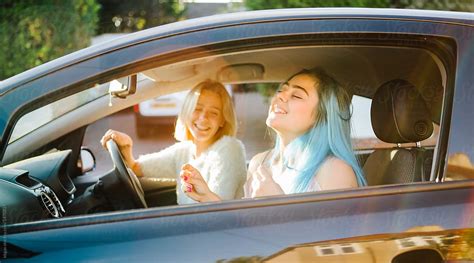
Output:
(135, 143), (186, 179)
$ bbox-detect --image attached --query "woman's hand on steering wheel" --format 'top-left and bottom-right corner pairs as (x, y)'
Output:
(106, 139), (147, 209)
(101, 129), (133, 151)
(100, 130), (140, 175)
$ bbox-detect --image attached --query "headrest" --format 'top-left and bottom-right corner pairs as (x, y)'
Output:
(371, 79), (433, 143)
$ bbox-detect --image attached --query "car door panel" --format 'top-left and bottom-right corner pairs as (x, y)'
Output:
(7, 181), (473, 261)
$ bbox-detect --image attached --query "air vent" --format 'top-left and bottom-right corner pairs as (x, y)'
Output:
(39, 192), (59, 218)
(49, 190), (65, 216)
(15, 173), (40, 188)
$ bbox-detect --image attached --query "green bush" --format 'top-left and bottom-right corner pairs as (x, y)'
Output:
(244, 0), (474, 11)
(0, 0), (100, 80)
(245, 0), (389, 10)
(96, 0), (186, 34)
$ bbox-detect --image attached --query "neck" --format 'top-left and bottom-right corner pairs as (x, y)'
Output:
(194, 137), (217, 157)
(274, 132), (290, 163)
(194, 142), (208, 157)
(275, 130), (305, 169)
(276, 131), (299, 149)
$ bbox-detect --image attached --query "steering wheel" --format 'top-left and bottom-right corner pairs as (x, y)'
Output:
(106, 140), (147, 209)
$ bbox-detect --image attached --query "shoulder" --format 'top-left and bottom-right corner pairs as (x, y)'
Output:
(213, 136), (246, 155)
(215, 136), (244, 149)
(316, 157), (357, 190)
(321, 157), (354, 172)
(205, 136), (246, 166)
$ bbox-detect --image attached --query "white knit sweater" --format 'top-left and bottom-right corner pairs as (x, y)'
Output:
(137, 136), (247, 204)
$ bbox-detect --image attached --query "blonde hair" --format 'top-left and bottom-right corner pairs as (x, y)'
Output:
(174, 80), (237, 142)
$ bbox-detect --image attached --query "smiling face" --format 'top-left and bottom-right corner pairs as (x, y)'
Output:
(187, 89), (225, 147)
(266, 73), (320, 144)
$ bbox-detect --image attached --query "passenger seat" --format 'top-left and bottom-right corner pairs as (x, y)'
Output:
(363, 79), (434, 186)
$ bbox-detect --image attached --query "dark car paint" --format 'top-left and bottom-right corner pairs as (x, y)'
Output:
(0, 8), (473, 261)
(5, 181), (474, 261)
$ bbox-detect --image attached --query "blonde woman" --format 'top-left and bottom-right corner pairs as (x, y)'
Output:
(101, 80), (247, 205)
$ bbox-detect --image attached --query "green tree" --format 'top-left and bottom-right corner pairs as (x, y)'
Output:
(96, 0), (186, 33)
(0, 0), (100, 80)
(244, 0), (474, 11)
(390, 0), (474, 11)
(245, 0), (389, 9)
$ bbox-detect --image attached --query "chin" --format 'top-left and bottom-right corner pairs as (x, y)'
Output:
(266, 115), (278, 125)
(194, 131), (218, 142)
(193, 133), (211, 141)
(267, 117), (283, 129)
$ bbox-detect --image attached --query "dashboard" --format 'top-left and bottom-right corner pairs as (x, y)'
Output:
(0, 148), (180, 225)
(0, 150), (74, 224)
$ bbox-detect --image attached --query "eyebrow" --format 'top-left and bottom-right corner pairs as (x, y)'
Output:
(283, 82), (309, 96)
(196, 103), (221, 111)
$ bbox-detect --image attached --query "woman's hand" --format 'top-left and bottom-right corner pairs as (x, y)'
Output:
(181, 164), (221, 202)
(100, 129), (133, 150)
(250, 165), (284, 198)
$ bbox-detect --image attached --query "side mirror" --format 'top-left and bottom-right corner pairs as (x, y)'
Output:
(109, 74), (137, 98)
(78, 147), (96, 174)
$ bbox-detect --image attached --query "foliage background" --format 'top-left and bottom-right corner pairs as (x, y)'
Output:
(0, 0), (100, 80)
(244, 0), (474, 11)
(96, 0), (185, 34)
(0, 0), (187, 80)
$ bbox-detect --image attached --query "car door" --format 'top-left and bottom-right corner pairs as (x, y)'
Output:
(2, 9), (473, 262)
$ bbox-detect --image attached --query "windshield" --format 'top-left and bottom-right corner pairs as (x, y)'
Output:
(8, 84), (109, 143)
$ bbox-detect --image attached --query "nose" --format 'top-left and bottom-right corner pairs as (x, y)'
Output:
(197, 110), (208, 120)
(277, 90), (288, 102)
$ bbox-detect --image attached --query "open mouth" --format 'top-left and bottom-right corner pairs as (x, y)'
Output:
(194, 123), (211, 132)
(272, 105), (287, 114)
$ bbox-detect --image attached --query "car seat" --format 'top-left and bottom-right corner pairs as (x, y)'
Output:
(363, 79), (434, 186)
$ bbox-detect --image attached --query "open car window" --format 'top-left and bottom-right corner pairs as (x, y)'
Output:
(2, 31), (469, 228)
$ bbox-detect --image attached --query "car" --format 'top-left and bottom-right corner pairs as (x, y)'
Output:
(1, 8), (473, 262)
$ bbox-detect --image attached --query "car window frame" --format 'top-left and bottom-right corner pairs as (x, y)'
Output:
(1, 15), (466, 153)
(2, 32), (457, 178)
(2, 27), (467, 231)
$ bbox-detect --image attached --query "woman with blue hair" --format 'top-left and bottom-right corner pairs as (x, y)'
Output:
(182, 68), (367, 202)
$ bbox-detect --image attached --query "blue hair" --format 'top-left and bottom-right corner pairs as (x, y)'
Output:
(271, 68), (367, 193)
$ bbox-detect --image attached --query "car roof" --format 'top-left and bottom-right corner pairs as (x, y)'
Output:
(0, 8), (472, 93)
